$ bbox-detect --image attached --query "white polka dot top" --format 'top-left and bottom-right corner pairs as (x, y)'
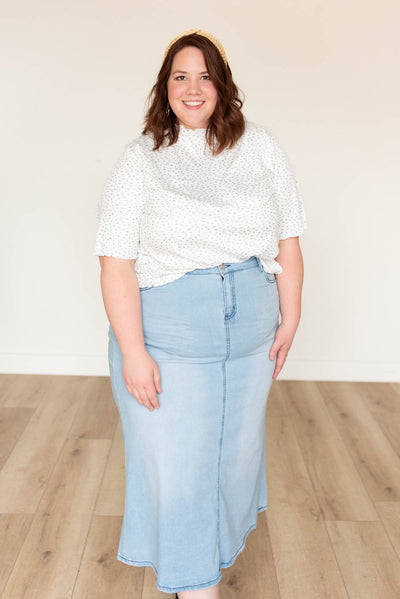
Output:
(94, 120), (308, 289)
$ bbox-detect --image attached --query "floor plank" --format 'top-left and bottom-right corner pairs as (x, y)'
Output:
(68, 377), (118, 441)
(94, 421), (125, 517)
(0, 408), (34, 470)
(0, 514), (33, 596)
(0, 381), (83, 513)
(326, 520), (400, 598)
(266, 383), (348, 598)
(284, 381), (377, 520)
(72, 515), (145, 599)
(320, 382), (400, 502)
(2, 437), (110, 599)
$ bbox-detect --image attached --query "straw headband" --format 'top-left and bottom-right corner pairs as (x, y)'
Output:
(163, 28), (228, 67)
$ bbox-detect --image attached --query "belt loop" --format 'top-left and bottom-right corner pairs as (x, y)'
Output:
(255, 256), (263, 271)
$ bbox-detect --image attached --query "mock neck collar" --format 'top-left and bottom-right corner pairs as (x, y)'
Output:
(178, 123), (207, 135)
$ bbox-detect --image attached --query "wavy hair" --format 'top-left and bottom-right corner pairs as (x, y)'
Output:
(142, 33), (246, 155)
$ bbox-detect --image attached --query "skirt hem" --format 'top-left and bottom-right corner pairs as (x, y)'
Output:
(117, 504), (268, 593)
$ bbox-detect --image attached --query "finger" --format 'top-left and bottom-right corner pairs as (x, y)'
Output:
(153, 368), (162, 394)
(142, 388), (157, 412)
(144, 401), (154, 412)
(134, 388), (153, 411)
(272, 363), (282, 379)
(272, 345), (287, 377)
(274, 354), (286, 378)
(269, 342), (279, 361)
(126, 383), (155, 412)
(151, 396), (160, 410)
(146, 385), (160, 410)
(126, 383), (141, 403)
(125, 379), (141, 398)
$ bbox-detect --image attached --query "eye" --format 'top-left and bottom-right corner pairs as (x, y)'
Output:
(174, 74), (211, 81)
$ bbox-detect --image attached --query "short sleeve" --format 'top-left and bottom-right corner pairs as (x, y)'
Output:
(271, 133), (308, 240)
(94, 141), (145, 259)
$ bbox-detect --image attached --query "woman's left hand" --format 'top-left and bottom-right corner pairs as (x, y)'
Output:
(269, 321), (298, 380)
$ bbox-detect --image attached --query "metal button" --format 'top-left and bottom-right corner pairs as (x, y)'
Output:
(220, 264), (226, 270)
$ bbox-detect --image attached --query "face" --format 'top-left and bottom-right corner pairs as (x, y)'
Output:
(167, 46), (218, 130)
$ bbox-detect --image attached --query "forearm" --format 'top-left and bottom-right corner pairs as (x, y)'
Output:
(275, 237), (304, 330)
(100, 262), (145, 358)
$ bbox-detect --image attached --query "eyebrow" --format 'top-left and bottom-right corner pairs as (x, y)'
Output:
(171, 70), (209, 75)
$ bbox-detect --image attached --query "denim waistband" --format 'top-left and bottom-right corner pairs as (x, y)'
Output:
(186, 256), (263, 276)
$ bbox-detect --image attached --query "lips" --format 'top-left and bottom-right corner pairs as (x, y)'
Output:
(182, 101), (205, 109)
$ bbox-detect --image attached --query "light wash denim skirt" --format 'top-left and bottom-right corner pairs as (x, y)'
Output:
(107, 255), (279, 594)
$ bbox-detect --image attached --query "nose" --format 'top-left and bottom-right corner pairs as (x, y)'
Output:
(186, 78), (201, 95)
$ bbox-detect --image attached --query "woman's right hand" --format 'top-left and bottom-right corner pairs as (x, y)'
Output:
(121, 348), (162, 411)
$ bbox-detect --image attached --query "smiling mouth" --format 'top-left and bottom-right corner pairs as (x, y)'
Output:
(182, 101), (205, 108)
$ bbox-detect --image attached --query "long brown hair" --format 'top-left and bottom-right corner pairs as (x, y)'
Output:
(142, 33), (246, 155)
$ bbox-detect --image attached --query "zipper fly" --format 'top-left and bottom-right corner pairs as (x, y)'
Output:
(219, 264), (236, 321)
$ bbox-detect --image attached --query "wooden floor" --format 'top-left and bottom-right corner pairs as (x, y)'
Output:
(0, 374), (399, 598)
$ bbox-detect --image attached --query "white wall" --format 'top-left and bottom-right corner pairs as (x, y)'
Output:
(1, 1), (399, 381)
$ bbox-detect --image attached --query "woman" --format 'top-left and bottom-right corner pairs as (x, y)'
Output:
(94, 29), (307, 598)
